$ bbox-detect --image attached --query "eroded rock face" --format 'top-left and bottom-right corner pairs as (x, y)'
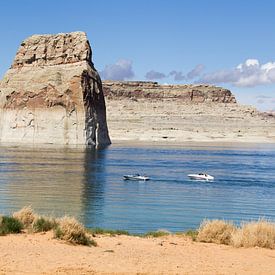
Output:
(0, 32), (111, 146)
(103, 81), (275, 143)
(103, 81), (237, 103)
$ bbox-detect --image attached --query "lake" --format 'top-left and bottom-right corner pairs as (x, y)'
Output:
(0, 143), (275, 233)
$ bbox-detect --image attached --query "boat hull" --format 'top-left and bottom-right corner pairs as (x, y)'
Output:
(188, 174), (214, 181)
(123, 175), (150, 181)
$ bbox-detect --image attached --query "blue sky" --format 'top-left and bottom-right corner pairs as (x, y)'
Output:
(0, 0), (275, 110)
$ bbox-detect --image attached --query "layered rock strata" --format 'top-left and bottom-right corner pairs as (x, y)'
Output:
(0, 32), (111, 146)
(103, 81), (275, 143)
(103, 81), (237, 103)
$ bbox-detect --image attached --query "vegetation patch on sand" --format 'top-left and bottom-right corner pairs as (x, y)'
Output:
(3, 206), (275, 250)
(88, 227), (129, 236)
(197, 219), (236, 245)
(196, 218), (275, 249)
(13, 206), (36, 228)
(0, 216), (23, 235)
(143, 230), (170, 238)
(87, 228), (171, 238)
(3, 207), (96, 246)
(183, 229), (198, 241)
(54, 216), (96, 246)
(33, 217), (56, 233)
(232, 219), (275, 249)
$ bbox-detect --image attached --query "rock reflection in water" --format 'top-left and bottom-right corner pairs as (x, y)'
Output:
(82, 147), (107, 225)
(0, 146), (107, 221)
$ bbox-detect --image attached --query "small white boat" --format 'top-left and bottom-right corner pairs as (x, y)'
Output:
(188, 173), (214, 181)
(123, 174), (150, 181)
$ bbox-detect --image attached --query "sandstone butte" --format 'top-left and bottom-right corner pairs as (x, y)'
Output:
(0, 32), (111, 146)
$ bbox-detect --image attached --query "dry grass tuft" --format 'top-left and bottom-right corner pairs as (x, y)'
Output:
(232, 219), (275, 249)
(197, 219), (236, 245)
(54, 216), (96, 246)
(12, 206), (37, 228)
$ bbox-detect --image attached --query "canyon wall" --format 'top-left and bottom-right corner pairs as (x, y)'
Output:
(0, 32), (111, 146)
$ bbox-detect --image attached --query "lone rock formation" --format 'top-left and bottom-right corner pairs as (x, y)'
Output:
(0, 32), (111, 146)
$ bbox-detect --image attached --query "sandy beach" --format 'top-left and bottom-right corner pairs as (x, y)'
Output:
(0, 232), (275, 274)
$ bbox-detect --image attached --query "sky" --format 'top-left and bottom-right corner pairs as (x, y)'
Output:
(0, 0), (275, 111)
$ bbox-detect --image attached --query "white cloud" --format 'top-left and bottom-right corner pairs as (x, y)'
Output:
(100, 59), (134, 80)
(267, 68), (275, 82)
(198, 59), (275, 87)
(237, 59), (259, 69)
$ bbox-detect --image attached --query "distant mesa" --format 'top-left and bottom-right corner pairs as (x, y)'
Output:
(102, 80), (275, 144)
(0, 32), (111, 146)
(102, 80), (237, 104)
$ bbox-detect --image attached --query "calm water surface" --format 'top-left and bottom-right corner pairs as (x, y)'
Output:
(0, 143), (275, 233)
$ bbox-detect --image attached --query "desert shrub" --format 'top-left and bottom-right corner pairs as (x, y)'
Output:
(197, 219), (236, 245)
(0, 216), (23, 235)
(32, 217), (56, 233)
(232, 219), (275, 249)
(88, 227), (129, 236)
(13, 206), (36, 228)
(54, 216), (96, 246)
(144, 230), (170, 238)
(184, 230), (198, 241)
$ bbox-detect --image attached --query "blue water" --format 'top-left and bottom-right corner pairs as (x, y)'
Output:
(0, 144), (275, 233)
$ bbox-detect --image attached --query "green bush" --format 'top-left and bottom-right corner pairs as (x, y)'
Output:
(88, 227), (129, 236)
(143, 230), (170, 238)
(184, 230), (198, 241)
(33, 217), (56, 232)
(0, 216), (23, 235)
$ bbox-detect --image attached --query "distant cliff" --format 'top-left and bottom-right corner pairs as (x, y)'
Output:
(103, 81), (237, 104)
(103, 81), (275, 143)
(0, 32), (111, 146)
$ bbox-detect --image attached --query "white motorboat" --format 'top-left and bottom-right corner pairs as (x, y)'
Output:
(188, 173), (214, 181)
(123, 174), (150, 181)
